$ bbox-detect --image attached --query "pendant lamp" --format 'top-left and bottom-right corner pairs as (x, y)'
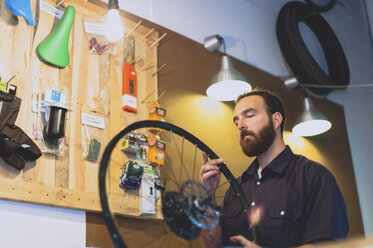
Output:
(292, 97), (332, 137)
(203, 35), (252, 101)
(104, 0), (124, 41)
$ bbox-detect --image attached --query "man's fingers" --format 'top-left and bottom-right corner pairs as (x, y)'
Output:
(230, 235), (260, 248)
(206, 158), (224, 166)
(200, 154), (223, 190)
(202, 152), (224, 166)
(200, 164), (220, 179)
(202, 152), (208, 164)
(230, 235), (250, 246)
(200, 169), (221, 182)
(201, 164), (220, 172)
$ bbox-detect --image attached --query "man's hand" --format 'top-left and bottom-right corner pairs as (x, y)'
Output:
(200, 152), (222, 196)
(230, 235), (260, 248)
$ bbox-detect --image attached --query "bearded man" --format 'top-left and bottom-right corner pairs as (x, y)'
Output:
(200, 90), (349, 248)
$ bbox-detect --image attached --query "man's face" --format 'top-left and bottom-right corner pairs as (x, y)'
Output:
(233, 95), (276, 157)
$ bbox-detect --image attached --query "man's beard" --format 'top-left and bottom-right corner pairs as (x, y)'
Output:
(240, 119), (276, 157)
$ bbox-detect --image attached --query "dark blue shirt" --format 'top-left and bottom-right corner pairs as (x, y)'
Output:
(220, 146), (349, 247)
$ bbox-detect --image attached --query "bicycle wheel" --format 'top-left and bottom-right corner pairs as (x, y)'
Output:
(99, 120), (252, 247)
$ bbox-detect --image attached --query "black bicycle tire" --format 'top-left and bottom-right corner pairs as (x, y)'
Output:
(276, 1), (349, 97)
(99, 120), (251, 248)
(305, 0), (337, 12)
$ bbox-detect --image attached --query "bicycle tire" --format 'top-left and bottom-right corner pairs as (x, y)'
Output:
(305, 0), (337, 12)
(276, 1), (349, 97)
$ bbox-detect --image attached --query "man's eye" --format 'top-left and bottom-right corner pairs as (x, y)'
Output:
(246, 115), (254, 118)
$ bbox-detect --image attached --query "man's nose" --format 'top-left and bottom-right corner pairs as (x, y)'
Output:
(237, 119), (246, 131)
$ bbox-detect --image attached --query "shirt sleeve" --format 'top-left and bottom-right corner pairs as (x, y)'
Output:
(303, 164), (349, 244)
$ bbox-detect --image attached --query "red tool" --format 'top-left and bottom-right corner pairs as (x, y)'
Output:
(122, 62), (137, 113)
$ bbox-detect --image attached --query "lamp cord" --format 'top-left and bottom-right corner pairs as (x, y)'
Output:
(221, 38), (226, 55)
(108, 0), (119, 9)
(302, 83), (373, 89)
(215, 35), (227, 55)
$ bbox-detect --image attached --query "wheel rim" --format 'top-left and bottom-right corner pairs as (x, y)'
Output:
(99, 120), (251, 247)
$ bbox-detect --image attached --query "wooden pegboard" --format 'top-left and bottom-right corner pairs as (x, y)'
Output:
(0, 0), (162, 218)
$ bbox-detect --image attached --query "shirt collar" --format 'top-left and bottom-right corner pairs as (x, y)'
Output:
(241, 145), (294, 182)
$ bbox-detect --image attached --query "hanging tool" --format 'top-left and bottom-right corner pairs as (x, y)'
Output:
(122, 62), (137, 113)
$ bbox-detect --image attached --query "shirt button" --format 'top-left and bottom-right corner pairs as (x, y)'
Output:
(280, 211), (285, 216)
(251, 202), (255, 206)
(256, 180), (260, 185)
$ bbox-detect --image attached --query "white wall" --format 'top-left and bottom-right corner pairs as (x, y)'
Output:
(1, 0), (372, 245)
(114, 0), (373, 235)
(0, 200), (85, 248)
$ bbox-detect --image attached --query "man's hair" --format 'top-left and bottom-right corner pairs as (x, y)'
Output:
(236, 88), (286, 134)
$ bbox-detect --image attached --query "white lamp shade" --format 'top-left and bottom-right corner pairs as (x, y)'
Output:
(206, 80), (252, 101)
(292, 119), (332, 137)
(207, 55), (251, 101)
(292, 97), (332, 137)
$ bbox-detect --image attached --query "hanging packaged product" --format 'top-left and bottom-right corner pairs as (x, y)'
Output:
(119, 160), (143, 189)
(147, 134), (166, 167)
(81, 111), (105, 162)
(154, 169), (165, 191)
(148, 102), (166, 133)
(140, 168), (156, 215)
(120, 132), (148, 163)
(83, 16), (115, 55)
(46, 102), (69, 138)
(32, 89), (69, 156)
(122, 62), (137, 113)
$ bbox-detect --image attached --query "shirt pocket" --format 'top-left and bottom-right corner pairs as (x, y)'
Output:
(266, 205), (302, 224)
(261, 205), (303, 246)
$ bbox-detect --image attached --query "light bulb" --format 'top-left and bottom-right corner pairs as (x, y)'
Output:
(104, 9), (124, 41)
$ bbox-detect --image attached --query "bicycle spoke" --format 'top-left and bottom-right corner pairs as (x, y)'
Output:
(211, 179), (229, 192)
(179, 137), (184, 184)
(138, 230), (170, 248)
(192, 145), (198, 181)
(188, 240), (194, 248)
(158, 232), (170, 248)
(164, 151), (180, 189)
(121, 221), (165, 234)
(170, 132), (191, 182)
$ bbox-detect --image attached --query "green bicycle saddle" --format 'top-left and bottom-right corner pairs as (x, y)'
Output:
(38, 5), (76, 68)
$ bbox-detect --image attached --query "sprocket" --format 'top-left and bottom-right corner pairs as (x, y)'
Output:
(180, 180), (220, 230)
(161, 191), (201, 241)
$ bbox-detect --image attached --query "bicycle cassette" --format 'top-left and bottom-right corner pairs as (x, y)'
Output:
(161, 191), (201, 241)
(180, 180), (220, 230)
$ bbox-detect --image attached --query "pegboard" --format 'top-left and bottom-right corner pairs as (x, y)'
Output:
(0, 0), (162, 218)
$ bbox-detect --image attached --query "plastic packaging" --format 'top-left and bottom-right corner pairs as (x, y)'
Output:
(120, 132), (148, 163)
(83, 16), (116, 55)
(32, 92), (68, 156)
(81, 111), (104, 162)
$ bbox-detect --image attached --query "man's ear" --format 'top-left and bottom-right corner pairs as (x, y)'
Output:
(272, 112), (283, 130)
